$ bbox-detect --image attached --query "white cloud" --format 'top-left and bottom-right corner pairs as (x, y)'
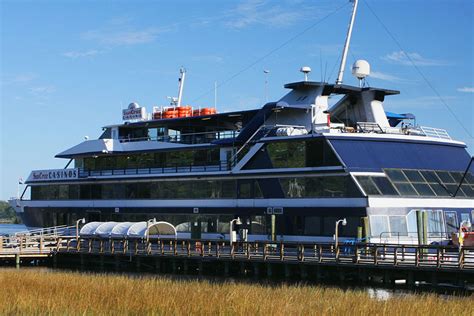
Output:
(383, 51), (449, 66)
(191, 55), (224, 63)
(387, 96), (456, 109)
(82, 27), (167, 46)
(63, 49), (102, 59)
(370, 71), (403, 82)
(1, 73), (37, 85)
(226, 0), (305, 29)
(29, 86), (56, 95)
(457, 87), (474, 93)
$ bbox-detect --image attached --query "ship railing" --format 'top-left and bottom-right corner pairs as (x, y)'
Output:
(419, 126), (451, 140)
(60, 238), (474, 270)
(377, 231), (452, 245)
(119, 130), (239, 145)
(14, 225), (76, 238)
(356, 122), (384, 133)
(79, 161), (231, 177)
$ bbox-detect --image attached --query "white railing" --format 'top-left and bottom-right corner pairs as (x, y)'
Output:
(419, 126), (451, 140)
(14, 225), (76, 238)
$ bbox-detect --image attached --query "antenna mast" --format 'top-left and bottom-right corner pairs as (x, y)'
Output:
(335, 0), (359, 85)
(177, 67), (186, 106)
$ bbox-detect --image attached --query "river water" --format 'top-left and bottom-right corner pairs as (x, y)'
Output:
(0, 224), (28, 235)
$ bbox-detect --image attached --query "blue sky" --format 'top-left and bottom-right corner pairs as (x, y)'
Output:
(1, 0), (473, 200)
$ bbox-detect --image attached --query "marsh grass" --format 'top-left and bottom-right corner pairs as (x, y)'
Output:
(0, 269), (471, 315)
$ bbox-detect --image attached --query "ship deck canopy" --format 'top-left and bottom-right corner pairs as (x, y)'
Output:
(79, 221), (177, 239)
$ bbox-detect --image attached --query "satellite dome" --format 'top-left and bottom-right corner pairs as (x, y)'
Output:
(300, 66), (312, 81)
(128, 102), (140, 109)
(352, 60), (370, 79)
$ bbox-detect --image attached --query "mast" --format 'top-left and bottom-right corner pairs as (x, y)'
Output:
(177, 67), (186, 107)
(335, 0), (359, 85)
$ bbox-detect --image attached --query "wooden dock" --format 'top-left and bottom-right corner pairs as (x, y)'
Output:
(2, 234), (474, 289)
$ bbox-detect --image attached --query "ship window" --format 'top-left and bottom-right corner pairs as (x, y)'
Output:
(58, 185), (69, 200)
(371, 177), (398, 195)
(74, 158), (84, 169)
(280, 176), (362, 198)
(419, 170), (439, 183)
(304, 216), (321, 235)
(370, 215), (389, 238)
(461, 184), (474, 197)
(403, 170), (424, 182)
(445, 212), (458, 234)
(449, 172), (464, 183)
(460, 213), (470, 224)
(436, 171), (456, 184)
(263, 139), (341, 170)
(385, 169), (408, 182)
(389, 216), (408, 237)
(355, 176), (380, 195)
(393, 183), (418, 196)
(412, 183), (436, 196)
(427, 210), (445, 237)
(248, 216), (266, 234)
(428, 183), (450, 197)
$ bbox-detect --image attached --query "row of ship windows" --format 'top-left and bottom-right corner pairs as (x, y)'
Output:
(30, 176), (361, 200)
(75, 139), (342, 172)
(76, 148), (221, 171)
(357, 169), (474, 198)
(39, 211), (361, 238)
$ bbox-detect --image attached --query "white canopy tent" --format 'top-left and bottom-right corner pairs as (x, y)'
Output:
(79, 222), (103, 238)
(94, 222), (118, 238)
(79, 221), (177, 239)
(110, 222), (135, 239)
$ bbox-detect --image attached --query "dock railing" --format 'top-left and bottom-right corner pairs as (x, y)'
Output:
(58, 238), (474, 271)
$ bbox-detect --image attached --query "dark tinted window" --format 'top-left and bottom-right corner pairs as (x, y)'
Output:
(356, 176), (380, 195)
(385, 169), (408, 182)
(371, 177), (399, 195)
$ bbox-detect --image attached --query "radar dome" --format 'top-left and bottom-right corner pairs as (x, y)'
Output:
(128, 102), (140, 109)
(352, 60), (370, 79)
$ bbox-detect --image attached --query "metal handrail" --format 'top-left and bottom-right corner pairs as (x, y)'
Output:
(79, 161), (231, 177)
(63, 237), (474, 270)
(377, 231), (453, 245)
(119, 130), (239, 144)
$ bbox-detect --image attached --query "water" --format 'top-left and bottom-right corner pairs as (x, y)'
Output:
(0, 224), (28, 235)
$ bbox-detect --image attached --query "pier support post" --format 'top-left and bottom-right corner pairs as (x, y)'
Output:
(136, 256), (141, 272)
(407, 271), (414, 288)
(300, 265), (308, 280)
(383, 270), (391, 286)
(15, 254), (20, 269)
(431, 272), (438, 288)
(198, 261), (203, 276)
(80, 254), (85, 270)
(253, 263), (260, 279)
(53, 254), (57, 269)
(358, 268), (367, 284)
(184, 260), (189, 274)
(239, 262), (245, 276)
(266, 264), (273, 278)
(100, 255), (105, 271)
(115, 256), (120, 272)
(154, 258), (161, 273)
(284, 264), (291, 279)
(224, 261), (230, 277)
(172, 260), (177, 274)
(316, 266), (322, 282)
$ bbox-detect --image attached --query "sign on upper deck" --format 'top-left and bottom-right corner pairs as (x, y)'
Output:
(123, 102), (146, 121)
(27, 168), (79, 182)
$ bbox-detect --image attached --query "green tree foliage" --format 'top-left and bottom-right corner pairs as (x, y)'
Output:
(0, 201), (20, 223)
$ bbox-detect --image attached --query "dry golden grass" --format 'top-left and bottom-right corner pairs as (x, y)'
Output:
(0, 268), (471, 316)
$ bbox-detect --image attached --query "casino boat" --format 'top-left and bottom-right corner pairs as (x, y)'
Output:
(10, 0), (473, 245)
